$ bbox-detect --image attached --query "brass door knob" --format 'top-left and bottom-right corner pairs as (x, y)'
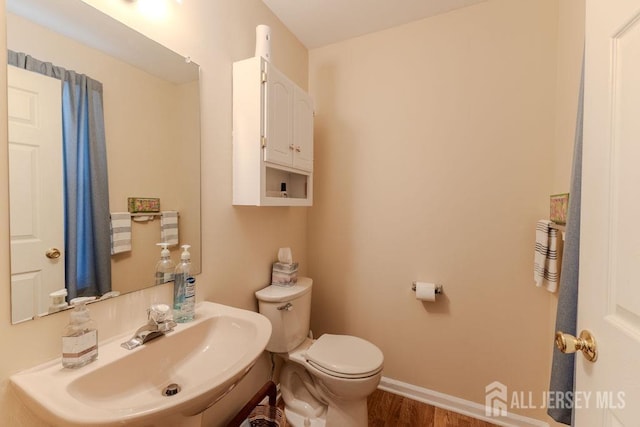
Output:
(46, 248), (61, 259)
(555, 330), (598, 362)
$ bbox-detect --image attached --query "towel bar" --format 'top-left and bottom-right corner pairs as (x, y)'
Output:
(549, 222), (565, 231)
(549, 221), (566, 241)
(109, 213), (180, 218)
(110, 212), (180, 222)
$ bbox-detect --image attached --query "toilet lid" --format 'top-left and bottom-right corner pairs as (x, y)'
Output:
(305, 334), (383, 378)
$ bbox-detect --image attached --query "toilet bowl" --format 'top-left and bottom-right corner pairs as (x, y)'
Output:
(255, 278), (384, 427)
(281, 336), (383, 427)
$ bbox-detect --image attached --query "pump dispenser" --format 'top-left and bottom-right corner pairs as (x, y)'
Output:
(62, 297), (98, 368)
(173, 244), (195, 323)
(155, 243), (176, 285)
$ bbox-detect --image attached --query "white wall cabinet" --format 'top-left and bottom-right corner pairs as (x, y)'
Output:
(233, 56), (313, 206)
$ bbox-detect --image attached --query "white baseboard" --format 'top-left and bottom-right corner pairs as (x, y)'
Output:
(378, 377), (549, 427)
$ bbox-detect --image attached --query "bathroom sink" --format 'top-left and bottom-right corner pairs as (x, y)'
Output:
(10, 302), (272, 426)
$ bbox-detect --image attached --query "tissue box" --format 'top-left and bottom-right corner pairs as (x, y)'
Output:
(271, 262), (298, 286)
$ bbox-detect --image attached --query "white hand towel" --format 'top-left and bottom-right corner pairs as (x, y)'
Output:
(161, 211), (179, 247)
(110, 212), (132, 255)
(534, 219), (559, 292)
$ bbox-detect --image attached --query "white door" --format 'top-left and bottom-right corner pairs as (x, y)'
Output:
(263, 62), (294, 167)
(292, 87), (314, 172)
(577, 0), (640, 424)
(8, 66), (64, 323)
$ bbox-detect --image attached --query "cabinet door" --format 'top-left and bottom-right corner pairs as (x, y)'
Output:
(263, 64), (293, 167)
(292, 88), (314, 172)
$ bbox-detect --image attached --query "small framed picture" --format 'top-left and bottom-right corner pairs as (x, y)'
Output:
(127, 197), (160, 213)
(550, 193), (569, 225)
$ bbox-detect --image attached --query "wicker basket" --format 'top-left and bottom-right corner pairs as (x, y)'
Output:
(227, 381), (286, 427)
(248, 404), (286, 427)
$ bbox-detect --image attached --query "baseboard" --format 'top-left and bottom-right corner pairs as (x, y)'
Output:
(378, 377), (549, 427)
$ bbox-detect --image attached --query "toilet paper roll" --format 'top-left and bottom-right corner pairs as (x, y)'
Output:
(415, 282), (437, 302)
(255, 25), (272, 61)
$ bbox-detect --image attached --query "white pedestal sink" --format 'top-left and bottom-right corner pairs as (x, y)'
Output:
(10, 301), (272, 426)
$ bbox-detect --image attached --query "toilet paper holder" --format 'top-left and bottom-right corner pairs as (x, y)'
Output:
(411, 281), (443, 294)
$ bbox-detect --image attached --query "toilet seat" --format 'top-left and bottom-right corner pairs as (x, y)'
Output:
(304, 334), (383, 379)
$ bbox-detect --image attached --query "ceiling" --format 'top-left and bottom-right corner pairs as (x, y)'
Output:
(8, 0), (198, 83)
(261, 0), (486, 49)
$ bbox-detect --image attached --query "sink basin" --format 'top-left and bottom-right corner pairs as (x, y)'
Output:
(10, 302), (272, 426)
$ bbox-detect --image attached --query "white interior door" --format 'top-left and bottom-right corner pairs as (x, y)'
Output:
(578, 0), (640, 424)
(8, 66), (64, 323)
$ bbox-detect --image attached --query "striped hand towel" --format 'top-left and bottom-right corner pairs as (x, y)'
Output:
(110, 212), (132, 255)
(534, 219), (559, 292)
(161, 211), (179, 246)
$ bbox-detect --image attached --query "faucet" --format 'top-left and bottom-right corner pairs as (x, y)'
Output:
(121, 304), (177, 350)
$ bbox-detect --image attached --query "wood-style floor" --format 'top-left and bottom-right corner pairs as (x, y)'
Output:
(367, 389), (499, 427)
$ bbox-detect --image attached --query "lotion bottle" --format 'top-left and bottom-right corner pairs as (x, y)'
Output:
(62, 297), (98, 368)
(173, 244), (195, 323)
(155, 243), (175, 285)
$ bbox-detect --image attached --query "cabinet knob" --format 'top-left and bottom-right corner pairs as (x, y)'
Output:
(289, 144), (295, 150)
(295, 146), (301, 152)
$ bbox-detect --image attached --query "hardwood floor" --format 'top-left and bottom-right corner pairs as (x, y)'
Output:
(276, 388), (498, 426)
(367, 389), (499, 427)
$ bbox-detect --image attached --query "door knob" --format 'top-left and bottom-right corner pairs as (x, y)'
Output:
(555, 330), (598, 362)
(46, 248), (61, 259)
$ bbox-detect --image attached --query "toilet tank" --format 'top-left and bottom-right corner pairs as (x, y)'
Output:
(255, 277), (312, 353)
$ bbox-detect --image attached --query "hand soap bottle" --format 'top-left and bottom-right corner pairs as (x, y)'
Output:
(155, 243), (176, 285)
(173, 244), (195, 323)
(62, 297), (98, 368)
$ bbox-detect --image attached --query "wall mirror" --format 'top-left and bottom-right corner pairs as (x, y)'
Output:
(7, 0), (201, 324)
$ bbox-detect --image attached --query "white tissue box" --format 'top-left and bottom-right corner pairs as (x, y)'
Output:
(271, 262), (298, 286)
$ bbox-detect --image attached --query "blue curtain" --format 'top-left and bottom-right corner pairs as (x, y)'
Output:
(547, 57), (584, 425)
(8, 51), (112, 299)
(62, 71), (111, 299)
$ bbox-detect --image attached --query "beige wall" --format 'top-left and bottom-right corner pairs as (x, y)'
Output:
(308, 0), (580, 421)
(0, 0), (308, 425)
(0, 0), (587, 425)
(553, 0), (585, 194)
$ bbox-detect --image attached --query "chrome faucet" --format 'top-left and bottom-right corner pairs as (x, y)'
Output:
(121, 304), (177, 350)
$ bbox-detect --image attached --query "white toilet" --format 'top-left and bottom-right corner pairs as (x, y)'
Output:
(255, 277), (383, 427)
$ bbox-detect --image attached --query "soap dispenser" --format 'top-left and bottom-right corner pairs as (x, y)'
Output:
(155, 243), (176, 285)
(62, 297), (98, 368)
(173, 244), (196, 323)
